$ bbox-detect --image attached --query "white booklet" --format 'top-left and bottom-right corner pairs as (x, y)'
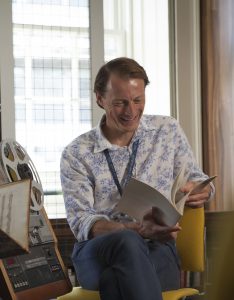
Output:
(0, 179), (31, 258)
(117, 168), (216, 226)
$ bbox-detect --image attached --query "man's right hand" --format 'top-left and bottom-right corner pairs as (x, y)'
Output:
(89, 219), (141, 238)
(89, 209), (181, 242)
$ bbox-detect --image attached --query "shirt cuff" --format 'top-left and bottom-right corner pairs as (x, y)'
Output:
(80, 214), (110, 241)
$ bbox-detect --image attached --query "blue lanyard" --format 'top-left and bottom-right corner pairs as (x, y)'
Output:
(104, 140), (139, 196)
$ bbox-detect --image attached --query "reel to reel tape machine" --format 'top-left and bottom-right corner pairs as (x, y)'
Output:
(0, 139), (44, 212)
(0, 140), (72, 300)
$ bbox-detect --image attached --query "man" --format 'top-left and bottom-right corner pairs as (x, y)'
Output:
(60, 57), (213, 300)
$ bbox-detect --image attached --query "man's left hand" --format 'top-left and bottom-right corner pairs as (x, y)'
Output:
(180, 181), (211, 208)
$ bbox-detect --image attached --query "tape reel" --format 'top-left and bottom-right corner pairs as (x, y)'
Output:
(0, 139), (44, 211)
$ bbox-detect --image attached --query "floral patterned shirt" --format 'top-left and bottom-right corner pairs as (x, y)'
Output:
(60, 115), (210, 242)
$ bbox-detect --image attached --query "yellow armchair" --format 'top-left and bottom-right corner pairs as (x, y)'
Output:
(58, 207), (205, 300)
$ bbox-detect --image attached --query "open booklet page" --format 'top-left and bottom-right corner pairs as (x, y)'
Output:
(117, 178), (182, 226)
(117, 173), (216, 226)
(0, 179), (31, 256)
(171, 164), (187, 206)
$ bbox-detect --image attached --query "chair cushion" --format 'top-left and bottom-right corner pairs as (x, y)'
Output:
(57, 287), (198, 300)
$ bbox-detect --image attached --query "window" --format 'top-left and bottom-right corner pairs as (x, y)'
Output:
(0, 0), (171, 218)
(14, 58), (25, 96)
(15, 103), (26, 121)
(32, 59), (72, 98)
(12, 0), (91, 218)
(32, 104), (64, 123)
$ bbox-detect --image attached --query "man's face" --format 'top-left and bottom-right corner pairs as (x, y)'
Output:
(97, 75), (145, 136)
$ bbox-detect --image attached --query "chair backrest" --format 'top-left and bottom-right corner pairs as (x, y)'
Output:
(176, 206), (205, 272)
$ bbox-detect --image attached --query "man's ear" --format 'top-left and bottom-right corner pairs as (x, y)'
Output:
(96, 93), (104, 109)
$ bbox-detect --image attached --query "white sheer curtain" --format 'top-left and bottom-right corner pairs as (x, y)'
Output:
(104, 0), (171, 116)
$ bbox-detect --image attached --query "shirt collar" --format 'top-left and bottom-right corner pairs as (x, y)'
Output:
(93, 115), (115, 153)
(93, 114), (149, 153)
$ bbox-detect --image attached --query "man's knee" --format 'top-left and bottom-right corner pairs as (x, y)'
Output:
(106, 229), (148, 256)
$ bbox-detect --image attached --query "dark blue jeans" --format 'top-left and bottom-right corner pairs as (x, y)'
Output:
(72, 230), (180, 300)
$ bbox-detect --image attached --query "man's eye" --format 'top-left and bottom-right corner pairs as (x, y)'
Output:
(134, 99), (142, 104)
(113, 101), (125, 106)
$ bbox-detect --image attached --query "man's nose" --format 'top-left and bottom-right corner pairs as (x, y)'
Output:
(125, 100), (135, 114)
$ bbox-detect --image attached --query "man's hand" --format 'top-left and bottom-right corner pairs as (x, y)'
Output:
(89, 219), (141, 238)
(180, 181), (211, 208)
(138, 208), (181, 242)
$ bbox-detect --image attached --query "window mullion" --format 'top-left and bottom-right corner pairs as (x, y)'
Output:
(89, 0), (105, 127)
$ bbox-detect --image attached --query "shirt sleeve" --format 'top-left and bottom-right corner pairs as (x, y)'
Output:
(172, 118), (215, 199)
(60, 147), (109, 242)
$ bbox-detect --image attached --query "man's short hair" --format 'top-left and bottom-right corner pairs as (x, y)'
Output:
(94, 57), (150, 97)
